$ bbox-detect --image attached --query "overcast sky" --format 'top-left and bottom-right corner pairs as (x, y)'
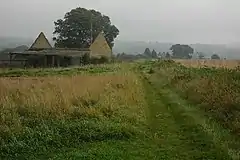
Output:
(0, 0), (240, 44)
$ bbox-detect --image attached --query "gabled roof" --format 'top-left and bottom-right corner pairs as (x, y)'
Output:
(92, 31), (104, 42)
(90, 31), (110, 50)
(29, 32), (52, 50)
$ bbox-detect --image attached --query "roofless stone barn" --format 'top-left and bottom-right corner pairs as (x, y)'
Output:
(8, 31), (112, 67)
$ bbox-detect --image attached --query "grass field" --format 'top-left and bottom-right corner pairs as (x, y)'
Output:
(175, 59), (240, 68)
(1, 61), (240, 159)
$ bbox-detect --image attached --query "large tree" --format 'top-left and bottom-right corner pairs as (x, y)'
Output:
(53, 7), (119, 49)
(170, 44), (194, 59)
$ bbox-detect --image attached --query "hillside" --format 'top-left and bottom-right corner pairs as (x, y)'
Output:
(0, 45), (29, 53)
(0, 37), (32, 51)
(0, 37), (54, 51)
(113, 40), (240, 59)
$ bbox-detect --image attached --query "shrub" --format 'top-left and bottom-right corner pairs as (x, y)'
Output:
(99, 56), (109, 63)
(90, 56), (109, 64)
(81, 53), (91, 65)
(211, 54), (220, 60)
(148, 68), (154, 74)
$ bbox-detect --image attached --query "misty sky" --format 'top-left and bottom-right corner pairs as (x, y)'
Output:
(0, 0), (240, 44)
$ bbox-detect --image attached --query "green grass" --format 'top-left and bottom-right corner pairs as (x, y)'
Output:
(1, 119), (141, 159)
(1, 61), (240, 159)
(152, 60), (240, 135)
(137, 60), (240, 159)
(0, 64), (121, 77)
(0, 64), (148, 159)
(138, 62), (232, 159)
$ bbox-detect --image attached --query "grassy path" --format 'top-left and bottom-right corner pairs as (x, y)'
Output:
(7, 62), (240, 159)
(47, 63), (237, 160)
(142, 68), (233, 159)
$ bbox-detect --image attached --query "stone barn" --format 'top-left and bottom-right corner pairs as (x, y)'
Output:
(8, 31), (112, 68)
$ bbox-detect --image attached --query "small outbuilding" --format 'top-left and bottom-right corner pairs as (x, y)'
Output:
(8, 31), (112, 67)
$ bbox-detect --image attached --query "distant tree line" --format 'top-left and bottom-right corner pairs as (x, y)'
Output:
(115, 43), (222, 62)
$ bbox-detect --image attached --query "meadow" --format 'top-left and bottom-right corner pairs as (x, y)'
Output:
(1, 60), (240, 159)
(175, 59), (240, 68)
(0, 64), (148, 159)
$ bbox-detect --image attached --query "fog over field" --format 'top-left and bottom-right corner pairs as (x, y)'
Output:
(1, 0), (240, 58)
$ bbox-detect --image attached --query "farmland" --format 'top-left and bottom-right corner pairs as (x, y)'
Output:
(1, 60), (240, 159)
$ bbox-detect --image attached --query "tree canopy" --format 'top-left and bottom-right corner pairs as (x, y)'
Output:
(143, 48), (152, 57)
(151, 49), (158, 58)
(211, 54), (220, 59)
(170, 44), (194, 59)
(53, 7), (119, 49)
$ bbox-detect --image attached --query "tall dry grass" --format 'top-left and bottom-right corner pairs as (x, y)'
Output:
(155, 60), (240, 134)
(174, 59), (240, 68)
(0, 73), (146, 134)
